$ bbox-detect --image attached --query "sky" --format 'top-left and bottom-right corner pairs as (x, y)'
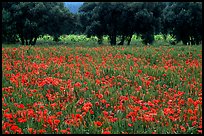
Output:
(64, 2), (84, 13)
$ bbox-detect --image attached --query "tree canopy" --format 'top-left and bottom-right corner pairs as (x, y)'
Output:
(2, 2), (202, 45)
(2, 2), (74, 45)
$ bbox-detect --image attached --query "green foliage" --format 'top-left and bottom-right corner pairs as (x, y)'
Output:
(2, 2), (75, 45)
(79, 2), (167, 45)
(162, 2), (202, 45)
(2, 8), (18, 43)
(2, 2), (202, 46)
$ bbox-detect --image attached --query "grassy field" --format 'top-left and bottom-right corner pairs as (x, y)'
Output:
(2, 44), (202, 134)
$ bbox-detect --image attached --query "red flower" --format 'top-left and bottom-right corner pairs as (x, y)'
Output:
(10, 125), (18, 132)
(188, 109), (193, 114)
(103, 111), (109, 116)
(18, 118), (27, 123)
(18, 104), (25, 109)
(94, 121), (102, 127)
(38, 129), (46, 134)
(75, 114), (83, 122)
(164, 65), (168, 70)
(4, 131), (10, 134)
(74, 82), (81, 88)
(100, 99), (107, 104)
(98, 94), (103, 99)
(147, 101), (154, 107)
(60, 130), (67, 134)
(130, 66), (133, 71)
(54, 119), (60, 125)
(187, 98), (194, 104)
(128, 123), (133, 127)
(4, 113), (12, 119)
(138, 69), (142, 74)
(180, 125), (186, 132)
(198, 130), (202, 134)
(142, 106), (148, 110)
(56, 111), (62, 116)
(47, 119), (53, 126)
(146, 80), (151, 87)
(96, 79), (100, 85)
(28, 128), (33, 133)
(102, 131), (111, 134)
(106, 103), (110, 108)
(77, 98), (84, 105)
(192, 121), (197, 126)
(90, 110), (94, 114)
(95, 102), (100, 106)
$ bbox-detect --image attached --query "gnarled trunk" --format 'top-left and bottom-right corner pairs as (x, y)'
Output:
(110, 35), (116, 45)
(97, 35), (103, 45)
(32, 36), (38, 45)
(29, 37), (33, 45)
(118, 35), (125, 45)
(20, 36), (24, 45)
(127, 34), (132, 45)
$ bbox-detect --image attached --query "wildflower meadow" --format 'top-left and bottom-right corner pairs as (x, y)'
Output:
(2, 45), (202, 134)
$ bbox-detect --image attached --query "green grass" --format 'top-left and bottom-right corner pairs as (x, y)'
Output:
(2, 44), (202, 134)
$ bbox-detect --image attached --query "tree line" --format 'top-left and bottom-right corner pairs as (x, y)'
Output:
(2, 2), (202, 45)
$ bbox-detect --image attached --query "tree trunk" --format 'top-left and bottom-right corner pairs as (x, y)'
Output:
(20, 36), (24, 45)
(127, 35), (132, 45)
(32, 36), (38, 45)
(195, 38), (200, 45)
(110, 35), (116, 45)
(163, 34), (167, 41)
(53, 36), (59, 42)
(29, 37), (33, 45)
(182, 40), (188, 45)
(97, 35), (103, 45)
(25, 37), (28, 45)
(118, 35), (125, 45)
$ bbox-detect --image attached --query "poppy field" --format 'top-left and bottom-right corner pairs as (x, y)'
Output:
(2, 45), (202, 134)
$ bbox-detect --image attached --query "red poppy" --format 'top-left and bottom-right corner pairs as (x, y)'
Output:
(38, 129), (46, 134)
(18, 118), (27, 123)
(100, 99), (107, 104)
(198, 130), (202, 134)
(54, 119), (60, 125)
(90, 110), (94, 114)
(96, 79), (100, 85)
(192, 121), (197, 126)
(28, 128), (33, 133)
(10, 125), (18, 132)
(138, 69), (142, 74)
(164, 65), (168, 70)
(180, 125), (186, 132)
(102, 131), (111, 134)
(128, 123), (133, 127)
(103, 111), (109, 116)
(18, 104), (25, 109)
(60, 130), (67, 134)
(74, 82), (81, 88)
(4, 131), (10, 134)
(130, 66), (133, 71)
(95, 102), (100, 106)
(142, 106), (148, 110)
(147, 101), (154, 107)
(4, 113), (12, 119)
(94, 121), (102, 127)
(98, 94), (103, 99)
(188, 109), (193, 114)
